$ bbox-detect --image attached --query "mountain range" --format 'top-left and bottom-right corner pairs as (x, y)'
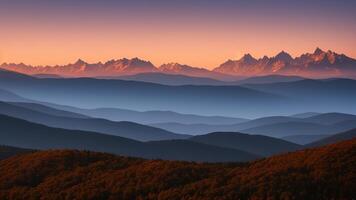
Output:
(150, 113), (356, 137)
(0, 101), (188, 142)
(1, 48), (356, 78)
(1, 69), (356, 118)
(0, 69), (289, 118)
(0, 114), (262, 162)
(215, 48), (356, 78)
(0, 87), (250, 125)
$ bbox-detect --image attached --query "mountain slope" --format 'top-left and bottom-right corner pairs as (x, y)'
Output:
(303, 112), (356, 125)
(0, 114), (259, 162)
(307, 128), (356, 147)
(150, 116), (304, 135)
(158, 62), (240, 81)
(0, 88), (29, 102)
(190, 132), (301, 156)
(242, 121), (356, 137)
(10, 102), (89, 119)
(0, 88), (249, 125)
(0, 138), (354, 199)
(237, 74), (305, 84)
(151, 114), (356, 136)
(290, 112), (321, 118)
(44, 105), (249, 125)
(243, 78), (356, 115)
(105, 72), (229, 85)
(0, 101), (188, 141)
(282, 134), (329, 145)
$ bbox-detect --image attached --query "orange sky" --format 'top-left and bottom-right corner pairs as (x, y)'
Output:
(0, 0), (355, 69)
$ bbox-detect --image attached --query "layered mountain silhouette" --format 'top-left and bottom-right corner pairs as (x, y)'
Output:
(101, 72), (229, 85)
(290, 112), (321, 118)
(241, 120), (356, 137)
(243, 78), (356, 115)
(0, 88), (29, 102)
(38, 103), (249, 125)
(306, 128), (356, 147)
(151, 113), (356, 138)
(237, 74), (305, 84)
(1, 48), (355, 78)
(0, 101), (188, 141)
(0, 114), (259, 162)
(11, 102), (89, 119)
(0, 69), (288, 118)
(282, 134), (329, 145)
(100, 73), (305, 86)
(214, 48), (356, 78)
(0, 88), (249, 125)
(0, 58), (158, 77)
(33, 74), (63, 78)
(158, 63), (238, 80)
(0, 138), (354, 199)
(189, 132), (301, 156)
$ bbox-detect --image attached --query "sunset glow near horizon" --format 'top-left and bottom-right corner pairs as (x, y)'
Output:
(1, 0), (355, 69)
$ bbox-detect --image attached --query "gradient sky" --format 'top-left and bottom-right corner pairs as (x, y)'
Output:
(0, 0), (355, 69)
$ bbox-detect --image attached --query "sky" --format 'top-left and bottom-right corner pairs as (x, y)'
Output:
(0, 0), (355, 69)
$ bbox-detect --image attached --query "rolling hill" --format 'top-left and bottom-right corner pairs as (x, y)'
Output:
(0, 88), (29, 102)
(243, 78), (356, 115)
(282, 134), (329, 145)
(0, 69), (294, 118)
(0, 101), (187, 141)
(189, 132), (301, 156)
(43, 103), (249, 125)
(0, 138), (354, 199)
(307, 128), (356, 147)
(237, 74), (305, 84)
(104, 72), (229, 85)
(290, 112), (321, 118)
(151, 113), (356, 137)
(1, 68), (356, 117)
(0, 88), (249, 125)
(10, 102), (89, 119)
(242, 120), (356, 138)
(0, 114), (258, 162)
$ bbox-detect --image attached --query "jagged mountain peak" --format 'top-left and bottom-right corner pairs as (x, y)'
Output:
(1, 49), (355, 78)
(314, 47), (325, 55)
(73, 59), (87, 66)
(274, 51), (293, 62)
(214, 48), (356, 77)
(239, 54), (257, 64)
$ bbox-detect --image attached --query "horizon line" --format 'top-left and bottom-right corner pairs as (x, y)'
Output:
(0, 47), (352, 69)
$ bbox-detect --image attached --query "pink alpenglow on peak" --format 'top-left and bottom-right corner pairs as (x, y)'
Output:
(213, 48), (356, 78)
(1, 48), (356, 78)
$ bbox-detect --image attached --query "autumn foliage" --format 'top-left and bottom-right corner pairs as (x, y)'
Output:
(0, 139), (355, 200)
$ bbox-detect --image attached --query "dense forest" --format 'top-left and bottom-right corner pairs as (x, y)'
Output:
(0, 139), (355, 200)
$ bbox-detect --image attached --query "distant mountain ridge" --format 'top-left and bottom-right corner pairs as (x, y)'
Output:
(1, 48), (355, 78)
(0, 114), (259, 162)
(214, 48), (356, 78)
(0, 101), (188, 142)
(0, 58), (158, 77)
